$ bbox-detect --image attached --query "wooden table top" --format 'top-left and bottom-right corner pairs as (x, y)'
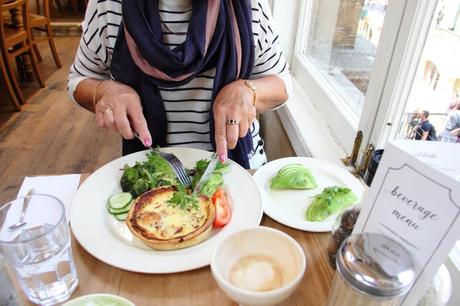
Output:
(21, 174), (335, 306)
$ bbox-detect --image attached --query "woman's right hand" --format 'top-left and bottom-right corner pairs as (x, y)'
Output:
(94, 80), (152, 147)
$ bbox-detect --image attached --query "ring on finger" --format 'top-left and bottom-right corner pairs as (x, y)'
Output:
(226, 119), (239, 125)
(103, 106), (113, 115)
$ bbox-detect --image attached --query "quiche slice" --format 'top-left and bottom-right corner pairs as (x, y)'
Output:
(126, 186), (216, 251)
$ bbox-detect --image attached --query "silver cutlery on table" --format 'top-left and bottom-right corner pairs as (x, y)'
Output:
(134, 133), (192, 188)
(8, 188), (36, 231)
(192, 152), (218, 197)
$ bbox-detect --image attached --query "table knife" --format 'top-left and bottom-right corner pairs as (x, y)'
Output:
(192, 153), (218, 196)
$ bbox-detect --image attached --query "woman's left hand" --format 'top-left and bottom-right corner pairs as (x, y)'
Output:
(213, 79), (256, 162)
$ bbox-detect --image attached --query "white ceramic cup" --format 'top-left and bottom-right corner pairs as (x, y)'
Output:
(211, 226), (306, 306)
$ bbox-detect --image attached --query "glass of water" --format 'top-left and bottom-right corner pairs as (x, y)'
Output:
(0, 194), (78, 305)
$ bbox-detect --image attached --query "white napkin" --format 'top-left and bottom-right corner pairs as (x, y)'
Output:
(17, 174), (81, 222)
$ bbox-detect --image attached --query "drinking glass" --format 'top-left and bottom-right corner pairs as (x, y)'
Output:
(0, 194), (78, 305)
(0, 255), (19, 306)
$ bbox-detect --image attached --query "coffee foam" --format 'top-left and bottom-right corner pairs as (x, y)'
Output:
(229, 254), (285, 292)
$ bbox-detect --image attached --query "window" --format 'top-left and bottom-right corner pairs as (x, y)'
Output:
(285, 0), (449, 158)
(302, 0), (387, 114)
(290, 0), (405, 153)
(391, 0), (460, 143)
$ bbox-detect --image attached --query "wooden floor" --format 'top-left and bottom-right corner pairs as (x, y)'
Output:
(0, 36), (294, 204)
(0, 37), (121, 204)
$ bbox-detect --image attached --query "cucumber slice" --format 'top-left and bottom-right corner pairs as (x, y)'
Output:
(108, 192), (132, 209)
(108, 202), (132, 214)
(114, 212), (129, 221)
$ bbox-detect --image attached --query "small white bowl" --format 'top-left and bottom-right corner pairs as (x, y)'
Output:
(211, 226), (306, 306)
(62, 293), (135, 306)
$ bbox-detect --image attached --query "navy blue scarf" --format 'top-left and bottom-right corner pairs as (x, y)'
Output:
(111, 0), (255, 168)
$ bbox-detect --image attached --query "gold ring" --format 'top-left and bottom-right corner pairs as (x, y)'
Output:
(103, 107), (113, 114)
(226, 119), (239, 125)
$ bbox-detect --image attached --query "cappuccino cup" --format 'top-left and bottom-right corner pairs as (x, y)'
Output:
(211, 226), (306, 306)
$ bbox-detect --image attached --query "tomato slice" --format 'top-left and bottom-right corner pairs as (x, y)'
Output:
(212, 188), (232, 227)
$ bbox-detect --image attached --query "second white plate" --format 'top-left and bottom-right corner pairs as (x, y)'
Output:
(253, 157), (364, 232)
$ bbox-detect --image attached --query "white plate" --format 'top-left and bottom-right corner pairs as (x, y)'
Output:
(70, 147), (262, 273)
(253, 157), (364, 232)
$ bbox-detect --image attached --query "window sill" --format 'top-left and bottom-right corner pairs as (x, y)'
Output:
(276, 77), (347, 165)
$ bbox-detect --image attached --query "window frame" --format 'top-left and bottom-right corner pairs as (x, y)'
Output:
(374, 0), (441, 147)
(285, 0), (414, 154)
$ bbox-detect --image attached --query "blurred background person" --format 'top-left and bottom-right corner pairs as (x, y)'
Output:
(441, 102), (460, 143)
(406, 108), (421, 139)
(411, 110), (437, 141)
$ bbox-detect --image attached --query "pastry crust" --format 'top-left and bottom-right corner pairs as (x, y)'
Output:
(126, 186), (215, 251)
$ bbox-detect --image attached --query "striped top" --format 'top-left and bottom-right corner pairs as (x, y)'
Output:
(68, 0), (291, 169)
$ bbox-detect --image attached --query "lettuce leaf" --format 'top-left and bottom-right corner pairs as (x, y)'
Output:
(120, 149), (179, 197)
(145, 150), (178, 186)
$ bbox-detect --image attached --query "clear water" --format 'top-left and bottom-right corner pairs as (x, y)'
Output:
(11, 225), (78, 305)
(0, 260), (19, 306)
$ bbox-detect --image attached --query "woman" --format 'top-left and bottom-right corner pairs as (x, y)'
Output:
(441, 102), (460, 143)
(68, 0), (291, 169)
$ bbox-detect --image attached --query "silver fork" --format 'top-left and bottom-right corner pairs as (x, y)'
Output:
(134, 133), (192, 188)
(159, 151), (192, 188)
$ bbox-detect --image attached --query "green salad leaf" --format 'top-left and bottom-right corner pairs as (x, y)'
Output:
(200, 173), (224, 197)
(270, 163), (317, 190)
(145, 150), (178, 186)
(191, 158), (229, 197)
(119, 149), (180, 197)
(306, 186), (357, 222)
(118, 151), (230, 208)
(120, 165), (140, 192)
(167, 185), (199, 210)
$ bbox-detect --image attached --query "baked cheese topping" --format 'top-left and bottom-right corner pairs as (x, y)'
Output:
(136, 192), (207, 239)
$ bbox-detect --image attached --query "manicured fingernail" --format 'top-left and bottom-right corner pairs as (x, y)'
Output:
(219, 153), (227, 162)
(144, 137), (152, 147)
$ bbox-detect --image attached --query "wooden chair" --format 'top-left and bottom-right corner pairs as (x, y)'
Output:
(0, 49), (22, 111)
(29, 0), (61, 68)
(0, 0), (45, 92)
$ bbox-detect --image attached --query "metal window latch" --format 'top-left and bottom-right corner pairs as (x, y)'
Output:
(352, 143), (375, 178)
(342, 130), (363, 167)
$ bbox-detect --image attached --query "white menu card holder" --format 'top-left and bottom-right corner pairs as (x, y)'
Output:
(353, 140), (460, 306)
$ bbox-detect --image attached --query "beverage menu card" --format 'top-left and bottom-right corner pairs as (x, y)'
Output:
(353, 140), (460, 306)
